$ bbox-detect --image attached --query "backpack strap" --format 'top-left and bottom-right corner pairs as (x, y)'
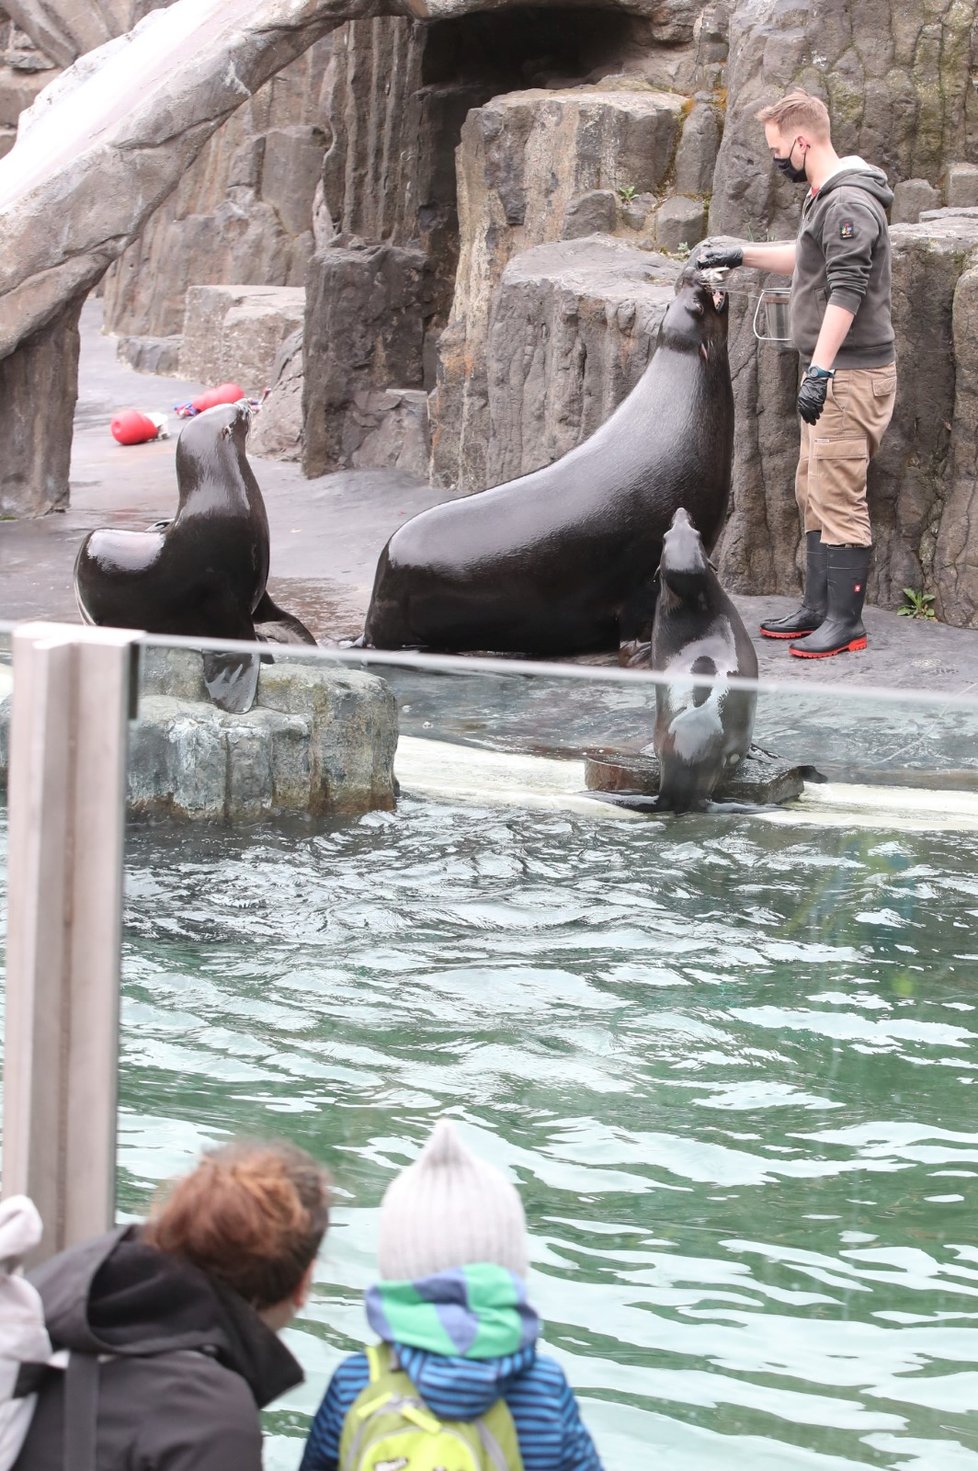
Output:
(476, 1409), (521, 1471)
(364, 1342), (389, 1384)
(62, 1353), (99, 1471)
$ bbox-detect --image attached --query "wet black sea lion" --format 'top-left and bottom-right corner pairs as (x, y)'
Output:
(595, 507), (758, 814)
(361, 265), (733, 657)
(74, 401), (315, 713)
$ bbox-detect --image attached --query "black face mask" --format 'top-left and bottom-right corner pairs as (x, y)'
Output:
(773, 138), (808, 184)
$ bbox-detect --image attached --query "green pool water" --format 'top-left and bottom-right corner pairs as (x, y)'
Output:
(86, 795), (978, 1471)
(2, 656), (978, 1470)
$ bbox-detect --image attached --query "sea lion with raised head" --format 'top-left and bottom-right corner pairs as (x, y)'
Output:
(595, 507), (758, 814)
(360, 264), (733, 659)
(74, 401), (315, 713)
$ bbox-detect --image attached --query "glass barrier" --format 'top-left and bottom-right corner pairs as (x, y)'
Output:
(0, 623), (10, 1160)
(104, 633), (978, 1471)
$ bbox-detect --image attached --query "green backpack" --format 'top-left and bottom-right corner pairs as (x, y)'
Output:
(339, 1343), (525, 1471)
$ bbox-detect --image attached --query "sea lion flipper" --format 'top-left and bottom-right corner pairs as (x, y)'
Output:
(201, 649), (261, 714)
(252, 590), (318, 646)
(584, 790), (665, 815)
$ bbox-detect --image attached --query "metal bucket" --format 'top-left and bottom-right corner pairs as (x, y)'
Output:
(753, 285), (792, 344)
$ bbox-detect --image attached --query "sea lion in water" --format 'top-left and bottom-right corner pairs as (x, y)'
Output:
(74, 401), (315, 713)
(595, 507), (758, 814)
(360, 264), (733, 658)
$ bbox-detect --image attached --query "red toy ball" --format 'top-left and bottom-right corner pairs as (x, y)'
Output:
(191, 383), (246, 414)
(110, 409), (163, 446)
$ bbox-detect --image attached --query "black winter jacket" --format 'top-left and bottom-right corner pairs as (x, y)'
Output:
(13, 1226), (304, 1471)
(790, 157), (896, 369)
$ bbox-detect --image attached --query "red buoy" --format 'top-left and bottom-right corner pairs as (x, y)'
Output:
(110, 409), (163, 445)
(191, 383), (246, 414)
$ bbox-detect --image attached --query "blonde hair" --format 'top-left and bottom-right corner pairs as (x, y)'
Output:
(755, 90), (830, 140)
(144, 1139), (331, 1310)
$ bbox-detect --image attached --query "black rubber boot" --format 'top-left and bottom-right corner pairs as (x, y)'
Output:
(790, 544), (871, 659)
(759, 530), (827, 639)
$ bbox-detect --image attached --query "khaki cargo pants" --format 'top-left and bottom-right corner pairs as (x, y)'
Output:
(795, 362), (897, 546)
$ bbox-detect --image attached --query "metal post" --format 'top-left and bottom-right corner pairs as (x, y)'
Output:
(3, 623), (138, 1262)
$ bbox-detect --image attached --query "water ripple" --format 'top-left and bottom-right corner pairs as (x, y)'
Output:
(5, 795), (978, 1471)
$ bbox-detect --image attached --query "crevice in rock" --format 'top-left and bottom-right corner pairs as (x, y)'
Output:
(419, 7), (637, 93)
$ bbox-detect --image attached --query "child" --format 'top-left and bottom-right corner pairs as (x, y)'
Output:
(301, 1118), (602, 1471)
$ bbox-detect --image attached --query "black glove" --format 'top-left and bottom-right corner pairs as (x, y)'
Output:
(797, 365), (833, 425)
(696, 240), (744, 270)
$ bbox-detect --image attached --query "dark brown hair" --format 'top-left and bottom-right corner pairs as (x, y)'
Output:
(144, 1139), (331, 1310)
(756, 89), (830, 140)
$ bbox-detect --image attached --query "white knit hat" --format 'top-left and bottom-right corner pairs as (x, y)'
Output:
(378, 1119), (529, 1280)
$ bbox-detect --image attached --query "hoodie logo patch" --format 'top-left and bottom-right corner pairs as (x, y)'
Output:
(840, 219), (855, 239)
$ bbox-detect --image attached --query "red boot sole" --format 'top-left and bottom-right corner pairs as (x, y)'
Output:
(760, 627), (816, 640)
(789, 636), (868, 659)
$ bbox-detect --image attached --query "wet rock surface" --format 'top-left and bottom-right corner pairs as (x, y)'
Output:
(125, 649), (399, 822)
(583, 744), (811, 806)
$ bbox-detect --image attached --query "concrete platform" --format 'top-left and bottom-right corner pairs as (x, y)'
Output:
(3, 298), (978, 700)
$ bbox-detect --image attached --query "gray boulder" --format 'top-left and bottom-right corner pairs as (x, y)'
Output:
(945, 162), (978, 210)
(891, 178), (942, 225)
(654, 194), (706, 253)
(0, 292), (81, 516)
(302, 239), (433, 476)
(116, 334), (183, 376)
(179, 285), (306, 395)
(128, 651), (398, 822)
(562, 190), (618, 239)
(249, 329), (304, 461)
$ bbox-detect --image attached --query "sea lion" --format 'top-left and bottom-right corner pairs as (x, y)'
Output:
(360, 264), (733, 658)
(597, 507), (758, 814)
(74, 401), (315, 713)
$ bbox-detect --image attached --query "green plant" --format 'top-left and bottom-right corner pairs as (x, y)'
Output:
(617, 183), (637, 203)
(898, 587), (936, 619)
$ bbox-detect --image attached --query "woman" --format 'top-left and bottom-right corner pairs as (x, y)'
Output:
(14, 1139), (330, 1471)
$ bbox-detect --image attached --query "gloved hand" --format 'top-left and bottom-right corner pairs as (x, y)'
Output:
(797, 365), (833, 425)
(695, 240), (744, 270)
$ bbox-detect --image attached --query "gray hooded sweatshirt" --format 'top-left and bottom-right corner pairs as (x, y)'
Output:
(12, 1225), (303, 1471)
(790, 156), (895, 369)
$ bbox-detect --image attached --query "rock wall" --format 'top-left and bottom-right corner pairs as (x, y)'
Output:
(707, 0), (978, 612)
(1, 1), (173, 68)
(0, 3), (176, 156)
(101, 36), (333, 341)
(484, 239), (680, 485)
(9, 0), (978, 629)
(300, 13), (494, 472)
(0, 11), (56, 157)
(0, 292), (82, 516)
(302, 238), (434, 476)
(309, 5), (726, 479)
(431, 85), (690, 488)
(0, 1), (364, 520)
